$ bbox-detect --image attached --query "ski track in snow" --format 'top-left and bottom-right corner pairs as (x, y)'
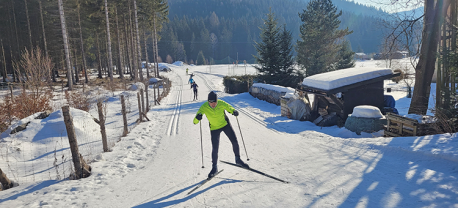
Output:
(166, 71), (183, 136)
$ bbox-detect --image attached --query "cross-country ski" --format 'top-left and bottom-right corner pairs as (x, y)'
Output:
(220, 160), (289, 183)
(187, 170), (224, 195)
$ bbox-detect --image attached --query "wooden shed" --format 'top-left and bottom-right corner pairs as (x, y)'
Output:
(298, 67), (400, 124)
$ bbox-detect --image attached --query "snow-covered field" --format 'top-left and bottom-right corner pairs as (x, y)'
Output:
(0, 59), (457, 208)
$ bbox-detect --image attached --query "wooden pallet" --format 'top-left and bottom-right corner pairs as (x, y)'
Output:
(384, 113), (435, 137)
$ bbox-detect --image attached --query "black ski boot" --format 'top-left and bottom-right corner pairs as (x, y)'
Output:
(235, 157), (249, 169)
(208, 165), (218, 178)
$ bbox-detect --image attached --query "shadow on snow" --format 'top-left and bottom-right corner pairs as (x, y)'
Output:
(133, 178), (242, 207)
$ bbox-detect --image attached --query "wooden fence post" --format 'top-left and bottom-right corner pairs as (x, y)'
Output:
(162, 81), (166, 97)
(140, 88), (145, 115)
(121, 95), (128, 136)
(0, 168), (13, 190)
(157, 81), (161, 102)
(137, 92), (142, 122)
(153, 83), (157, 106)
(8, 84), (13, 98)
(97, 102), (109, 152)
(145, 82), (149, 112)
(61, 106), (90, 179)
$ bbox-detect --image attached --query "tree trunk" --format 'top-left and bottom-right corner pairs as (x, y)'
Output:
(38, 0), (51, 83)
(143, 31), (150, 78)
(451, 1), (457, 93)
(408, 0), (450, 115)
(152, 30), (158, 77)
(123, 14), (132, 77)
(77, 1), (88, 83)
(1, 40), (6, 83)
(115, 6), (124, 79)
(133, 0), (143, 81)
(74, 49), (80, 83)
(58, 0), (73, 90)
(153, 13), (160, 78)
(104, 0), (114, 81)
(11, 0), (20, 82)
(96, 32), (103, 79)
(38, 0), (49, 59)
(128, 0), (137, 80)
(441, 15), (449, 110)
(24, 0), (33, 50)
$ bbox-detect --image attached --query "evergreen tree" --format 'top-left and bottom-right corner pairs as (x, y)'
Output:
(277, 25), (299, 87)
(335, 40), (355, 70)
(197, 50), (206, 65)
(253, 9), (280, 83)
(296, 0), (352, 76)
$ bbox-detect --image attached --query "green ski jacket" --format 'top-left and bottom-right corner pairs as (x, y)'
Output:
(193, 100), (235, 130)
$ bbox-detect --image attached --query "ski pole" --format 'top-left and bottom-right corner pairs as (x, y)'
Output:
(200, 121), (204, 168)
(236, 116), (250, 161)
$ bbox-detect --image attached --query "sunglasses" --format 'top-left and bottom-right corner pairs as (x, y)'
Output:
(208, 100), (216, 103)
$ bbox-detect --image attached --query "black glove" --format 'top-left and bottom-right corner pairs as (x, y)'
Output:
(196, 113), (203, 120)
(232, 110), (239, 117)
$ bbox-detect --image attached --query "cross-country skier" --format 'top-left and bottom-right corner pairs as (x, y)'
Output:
(189, 78), (194, 88)
(191, 82), (198, 100)
(188, 73), (194, 87)
(186, 68), (189, 75)
(193, 91), (249, 178)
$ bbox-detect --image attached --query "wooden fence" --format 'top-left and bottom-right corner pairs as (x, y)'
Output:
(0, 78), (172, 190)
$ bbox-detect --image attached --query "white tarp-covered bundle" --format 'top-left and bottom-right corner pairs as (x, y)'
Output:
(282, 96), (312, 121)
(302, 67), (393, 90)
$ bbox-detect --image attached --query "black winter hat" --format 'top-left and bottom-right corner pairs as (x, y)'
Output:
(208, 91), (217, 102)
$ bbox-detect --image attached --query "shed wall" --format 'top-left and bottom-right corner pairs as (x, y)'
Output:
(343, 81), (384, 118)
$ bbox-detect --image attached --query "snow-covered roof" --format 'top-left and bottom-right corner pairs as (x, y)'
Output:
(157, 63), (171, 69)
(172, 61), (184, 66)
(301, 67), (394, 91)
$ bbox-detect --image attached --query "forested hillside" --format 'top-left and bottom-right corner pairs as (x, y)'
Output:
(158, 0), (389, 64)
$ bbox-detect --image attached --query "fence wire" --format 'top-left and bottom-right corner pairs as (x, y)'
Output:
(0, 82), (167, 184)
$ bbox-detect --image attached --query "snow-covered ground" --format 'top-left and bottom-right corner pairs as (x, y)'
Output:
(0, 59), (457, 207)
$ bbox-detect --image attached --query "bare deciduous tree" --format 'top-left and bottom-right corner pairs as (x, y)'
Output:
(383, 0), (452, 114)
(409, 0), (451, 114)
(14, 47), (53, 96)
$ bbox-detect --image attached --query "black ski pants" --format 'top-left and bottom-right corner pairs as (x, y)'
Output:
(193, 89), (198, 100)
(210, 117), (240, 167)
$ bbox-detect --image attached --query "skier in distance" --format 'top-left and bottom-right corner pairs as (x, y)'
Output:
(191, 82), (198, 101)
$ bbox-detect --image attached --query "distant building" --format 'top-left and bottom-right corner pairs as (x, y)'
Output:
(374, 51), (409, 60)
(392, 51), (409, 59)
(355, 53), (369, 60)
